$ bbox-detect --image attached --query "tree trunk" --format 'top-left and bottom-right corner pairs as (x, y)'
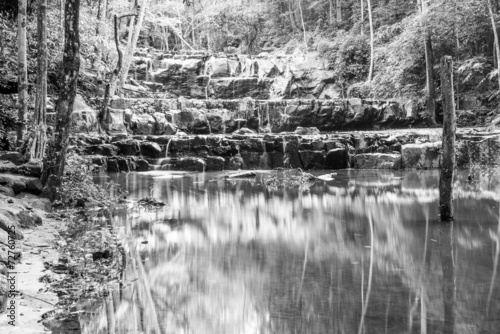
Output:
(366, 0), (374, 81)
(360, 0), (364, 35)
(422, 0), (437, 125)
(191, 3), (196, 47)
(488, 0), (500, 91)
(329, 0), (333, 24)
(17, 0), (28, 146)
(297, 0), (307, 50)
(41, 0), (81, 200)
(118, 0), (149, 90)
(439, 56), (456, 222)
(336, 0), (342, 23)
(28, 0), (48, 160)
(424, 34), (437, 124)
(93, 0), (107, 72)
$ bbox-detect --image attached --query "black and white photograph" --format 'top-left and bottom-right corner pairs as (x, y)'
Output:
(1, 0), (500, 333)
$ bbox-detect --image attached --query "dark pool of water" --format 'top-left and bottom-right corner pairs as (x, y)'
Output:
(85, 169), (500, 334)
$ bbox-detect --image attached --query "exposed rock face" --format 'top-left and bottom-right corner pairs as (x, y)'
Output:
(75, 129), (500, 172)
(110, 97), (425, 136)
(137, 51), (341, 100)
(174, 157), (206, 172)
(208, 78), (272, 99)
(353, 153), (402, 169)
(0, 152), (26, 165)
(401, 142), (441, 169)
(294, 127), (320, 135)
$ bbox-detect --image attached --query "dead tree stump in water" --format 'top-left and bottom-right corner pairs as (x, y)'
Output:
(439, 56), (456, 221)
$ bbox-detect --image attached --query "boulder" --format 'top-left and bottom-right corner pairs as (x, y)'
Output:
(18, 210), (43, 228)
(299, 150), (324, 169)
(233, 127), (255, 135)
(0, 211), (23, 239)
(324, 148), (348, 169)
(0, 152), (26, 165)
(207, 58), (231, 78)
(206, 156), (226, 171)
(175, 157), (206, 172)
(139, 142), (162, 158)
(90, 144), (119, 156)
(153, 112), (177, 135)
(25, 178), (43, 195)
(115, 140), (141, 155)
(15, 194), (51, 211)
(106, 157), (131, 173)
(294, 127), (320, 135)
(135, 159), (150, 172)
(130, 113), (156, 135)
(401, 142), (441, 169)
(353, 153), (402, 169)
(107, 158), (120, 173)
(0, 174), (28, 194)
(0, 185), (14, 197)
(208, 77), (272, 99)
(240, 152), (261, 169)
(17, 161), (42, 177)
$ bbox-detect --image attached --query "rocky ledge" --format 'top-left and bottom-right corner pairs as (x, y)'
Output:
(68, 128), (500, 172)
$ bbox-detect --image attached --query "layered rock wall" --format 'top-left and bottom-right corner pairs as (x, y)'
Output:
(103, 97), (425, 136)
(73, 129), (500, 172)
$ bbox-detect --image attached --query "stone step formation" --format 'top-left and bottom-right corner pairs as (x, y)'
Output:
(71, 129), (500, 173)
(62, 48), (500, 172)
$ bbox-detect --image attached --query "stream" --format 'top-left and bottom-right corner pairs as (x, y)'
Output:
(82, 169), (500, 334)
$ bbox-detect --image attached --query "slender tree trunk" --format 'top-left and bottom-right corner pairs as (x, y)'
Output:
(360, 0), (364, 35)
(329, 0), (333, 24)
(454, 0), (460, 108)
(422, 0), (437, 125)
(118, 0), (149, 90)
(424, 34), (437, 124)
(93, 0), (107, 72)
(102, 15), (127, 130)
(29, 0), (48, 160)
(366, 0), (374, 81)
(336, 0), (342, 23)
(191, 3), (196, 47)
(488, 0), (500, 91)
(439, 56), (456, 222)
(17, 0), (28, 146)
(297, 0), (307, 50)
(41, 0), (81, 200)
(60, 0), (65, 45)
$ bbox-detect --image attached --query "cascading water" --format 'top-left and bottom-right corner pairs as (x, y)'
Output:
(282, 136), (288, 168)
(258, 141), (269, 169)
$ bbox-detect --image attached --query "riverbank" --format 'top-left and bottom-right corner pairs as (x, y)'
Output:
(0, 191), (60, 333)
(0, 166), (125, 333)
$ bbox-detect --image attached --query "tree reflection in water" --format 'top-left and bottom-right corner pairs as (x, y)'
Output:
(79, 170), (500, 334)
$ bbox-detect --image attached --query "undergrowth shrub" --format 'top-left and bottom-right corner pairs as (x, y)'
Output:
(56, 152), (125, 207)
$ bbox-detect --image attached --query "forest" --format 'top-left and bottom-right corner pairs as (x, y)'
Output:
(2, 0), (500, 333)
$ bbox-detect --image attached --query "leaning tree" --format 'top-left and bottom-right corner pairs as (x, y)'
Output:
(41, 0), (81, 200)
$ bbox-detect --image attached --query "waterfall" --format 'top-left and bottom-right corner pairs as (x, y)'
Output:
(165, 138), (172, 159)
(282, 137), (288, 168)
(259, 141), (269, 170)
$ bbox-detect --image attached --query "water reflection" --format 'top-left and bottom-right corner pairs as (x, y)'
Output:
(82, 170), (500, 334)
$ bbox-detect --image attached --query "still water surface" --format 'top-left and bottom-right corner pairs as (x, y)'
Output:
(86, 170), (500, 334)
